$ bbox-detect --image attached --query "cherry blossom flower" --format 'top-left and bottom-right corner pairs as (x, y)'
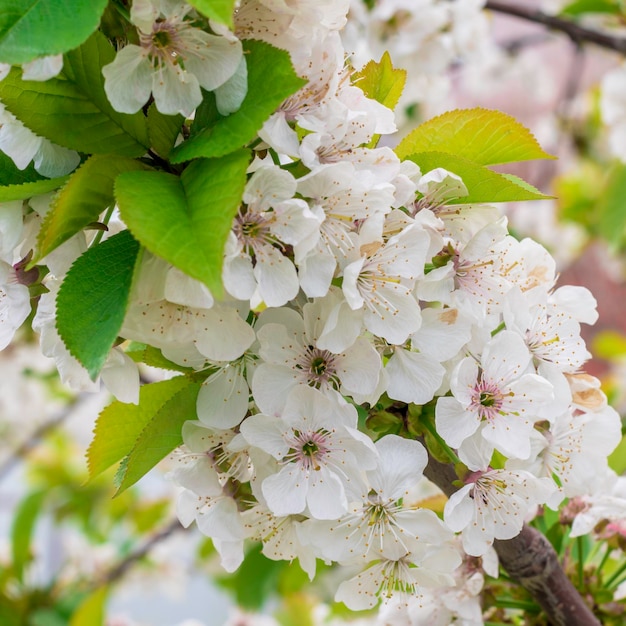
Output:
(444, 468), (557, 556)
(102, 0), (243, 116)
(436, 330), (554, 468)
(239, 386), (379, 519)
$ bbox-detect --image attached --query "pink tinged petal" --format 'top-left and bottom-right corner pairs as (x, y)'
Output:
(196, 496), (245, 541)
(197, 368), (249, 429)
(194, 307), (255, 362)
(443, 484), (475, 532)
(254, 245), (299, 307)
(239, 414), (289, 459)
(369, 435), (428, 499)
(481, 331), (532, 387)
(262, 465), (309, 516)
(102, 46), (153, 113)
(435, 396), (481, 448)
(385, 349), (445, 405)
(152, 63), (202, 116)
(307, 468), (348, 519)
(250, 363), (298, 416)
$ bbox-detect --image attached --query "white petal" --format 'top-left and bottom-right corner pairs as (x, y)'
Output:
(197, 368), (249, 429)
(102, 46), (153, 113)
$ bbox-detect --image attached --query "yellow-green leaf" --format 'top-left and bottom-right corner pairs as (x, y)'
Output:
(352, 51), (406, 111)
(395, 108), (555, 165)
(69, 587), (108, 626)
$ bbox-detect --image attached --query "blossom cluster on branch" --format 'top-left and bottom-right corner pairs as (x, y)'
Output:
(0, 0), (625, 624)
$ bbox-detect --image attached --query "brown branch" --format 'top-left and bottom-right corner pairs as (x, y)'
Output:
(485, 0), (626, 54)
(98, 518), (185, 587)
(420, 440), (601, 626)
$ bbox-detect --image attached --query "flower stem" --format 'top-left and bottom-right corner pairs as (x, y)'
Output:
(604, 558), (626, 588)
(421, 412), (462, 465)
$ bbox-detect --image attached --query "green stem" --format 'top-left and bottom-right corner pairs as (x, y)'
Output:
(421, 413), (462, 465)
(494, 598), (540, 612)
(577, 536), (584, 588)
(604, 558), (626, 588)
(596, 544), (612, 581)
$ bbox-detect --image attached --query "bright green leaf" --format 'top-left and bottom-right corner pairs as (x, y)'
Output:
(352, 51), (406, 111)
(407, 152), (552, 203)
(0, 0), (108, 64)
(147, 104), (183, 158)
(11, 490), (47, 581)
(35, 155), (149, 262)
(187, 0), (236, 28)
(170, 40), (306, 162)
(0, 176), (69, 203)
(115, 380), (201, 494)
(560, 0), (621, 16)
(597, 162), (626, 251)
(0, 33), (149, 156)
(87, 376), (192, 481)
(116, 150), (249, 296)
(126, 343), (194, 373)
(395, 108), (555, 165)
(69, 587), (108, 626)
(56, 230), (141, 380)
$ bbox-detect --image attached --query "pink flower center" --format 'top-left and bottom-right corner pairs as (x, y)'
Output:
(295, 345), (339, 389)
(469, 377), (504, 421)
(284, 429), (331, 471)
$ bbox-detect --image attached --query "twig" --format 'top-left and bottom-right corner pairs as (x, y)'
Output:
(418, 437), (601, 626)
(485, 0), (626, 54)
(0, 395), (88, 482)
(99, 518), (185, 587)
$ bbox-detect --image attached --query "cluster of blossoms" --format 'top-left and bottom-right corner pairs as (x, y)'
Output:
(0, 0), (624, 622)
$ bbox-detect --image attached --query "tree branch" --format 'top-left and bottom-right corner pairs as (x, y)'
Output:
(485, 0), (626, 54)
(420, 440), (601, 626)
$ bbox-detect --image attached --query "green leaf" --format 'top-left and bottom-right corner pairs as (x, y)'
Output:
(352, 51), (406, 111)
(0, 32), (149, 156)
(87, 376), (192, 481)
(11, 490), (47, 581)
(170, 40), (306, 162)
(116, 150), (249, 296)
(35, 155), (149, 261)
(596, 162), (626, 251)
(395, 108), (555, 165)
(0, 176), (69, 203)
(115, 380), (201, 494)
(147, 104), (183, 158)
(187, 0), (236, 28)
(0, 151), (47, 185)
(560, 0), (621, 15)
(69, 587), (108, 626)
(56, 230), (141, 380)
(126, 343), (194, 373)
(407, 152), (552, 203)
(0, 0), (108, 64)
